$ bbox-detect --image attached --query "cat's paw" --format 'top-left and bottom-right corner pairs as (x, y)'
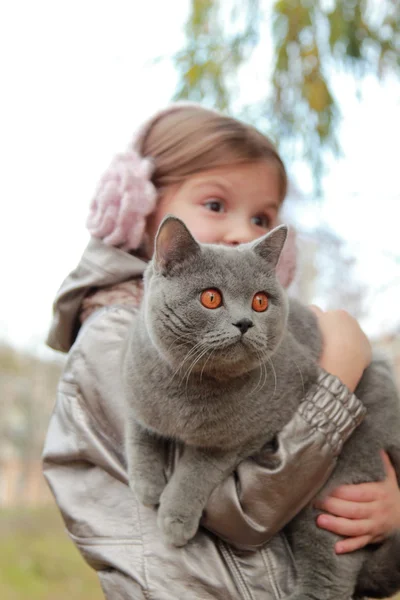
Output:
(131, 475), (166, 507)
(157, 508), (200, 547)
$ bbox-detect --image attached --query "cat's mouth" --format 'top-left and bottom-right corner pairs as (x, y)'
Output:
(214, 334), (245, 349)
(213, 334), (259, 358)
(170, 335), (262, 378)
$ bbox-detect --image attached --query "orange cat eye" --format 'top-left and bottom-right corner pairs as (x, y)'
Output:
(252, 292), (269, 312)
(200, 289), (223, 309)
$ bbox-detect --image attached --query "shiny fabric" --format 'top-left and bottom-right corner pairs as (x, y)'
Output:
(43, 237), (366, 599)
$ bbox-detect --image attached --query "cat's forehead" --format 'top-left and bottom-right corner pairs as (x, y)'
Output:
(203, 243), (261, 267)
(191, 244), (275, 290)
(202, 243), (255, 265)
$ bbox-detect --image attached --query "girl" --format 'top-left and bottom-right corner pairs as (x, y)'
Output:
(43, 104), (400, 599)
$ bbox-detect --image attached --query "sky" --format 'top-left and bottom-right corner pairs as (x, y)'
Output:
(1, 0), (399, 356)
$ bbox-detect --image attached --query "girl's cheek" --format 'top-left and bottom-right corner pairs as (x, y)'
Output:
(190, 224), (219, 244)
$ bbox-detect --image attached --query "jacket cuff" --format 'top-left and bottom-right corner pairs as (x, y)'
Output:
(298, 369), (367, 457)
(200, 371), (366, 549)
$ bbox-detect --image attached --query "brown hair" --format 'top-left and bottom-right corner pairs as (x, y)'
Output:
(140, 106), (287, 203)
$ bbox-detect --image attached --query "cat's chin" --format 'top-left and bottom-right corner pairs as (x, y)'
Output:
(200, 344), (263, 379)
(162, 347), (258, 381)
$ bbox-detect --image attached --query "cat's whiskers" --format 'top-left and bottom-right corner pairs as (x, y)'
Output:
(200, 346), (217, 382)
(163, 328), (192, 352)
(247, 337), (278, 396)
(169, 340), (207, 384)
(206, 333), (239, 350)
(291, 357), (305, 395)
(169, 332), (227, 386)
(205, 332), (232, 344)
(178, 340), (215, 385)
(165, 337), (191, 357)
(180, 344), (213, 400)
(266, 355), (278, 399)
(261, 348), (274, 393)
(162, 330), (194, 374)
(246, 339), (269, 395)
(183, 344), (212, 389)
(251, 348), (265, 395)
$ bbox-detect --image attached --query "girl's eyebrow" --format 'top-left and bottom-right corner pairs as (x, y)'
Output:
(192, 178), (232, 194)
(263, 200), (280, 211)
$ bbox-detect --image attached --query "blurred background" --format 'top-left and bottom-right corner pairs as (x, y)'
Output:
(0, 0), (399, 598)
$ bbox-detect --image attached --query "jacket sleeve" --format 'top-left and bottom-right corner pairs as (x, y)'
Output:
(42, 308), (151, 598)
(42, 381), (148, 598)
(201, 370), (366, 549)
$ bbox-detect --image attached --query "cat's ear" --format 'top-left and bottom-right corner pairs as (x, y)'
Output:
(154, 215), (200, 274)
(252, 225), (288, 269)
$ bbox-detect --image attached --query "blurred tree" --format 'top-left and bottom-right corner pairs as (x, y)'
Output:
(299, 228), (368, 318)
(173, 0), (400, 185)
(0, 344), (63, 494)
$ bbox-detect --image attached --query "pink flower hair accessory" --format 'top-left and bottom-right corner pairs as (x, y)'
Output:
(86, 150), (157, 250)
(86, 104), (222, 251)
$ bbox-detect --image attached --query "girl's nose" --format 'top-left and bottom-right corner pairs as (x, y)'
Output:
(223, 222), (255, 246)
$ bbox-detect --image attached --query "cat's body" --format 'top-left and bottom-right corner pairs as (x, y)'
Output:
(123, 217), (400, 600)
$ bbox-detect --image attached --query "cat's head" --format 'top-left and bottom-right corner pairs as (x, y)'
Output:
(143, 216), (289, 379)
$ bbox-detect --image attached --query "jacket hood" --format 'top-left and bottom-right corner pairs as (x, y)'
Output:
(47, 237), (147, 353)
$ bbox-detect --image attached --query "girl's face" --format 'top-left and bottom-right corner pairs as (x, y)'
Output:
(145, 161), (282, 256)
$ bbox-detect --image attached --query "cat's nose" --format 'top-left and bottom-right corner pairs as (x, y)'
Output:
(233, 319), (254, 335)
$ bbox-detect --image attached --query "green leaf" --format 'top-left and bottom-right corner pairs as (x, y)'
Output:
(172, 0), (400, 191)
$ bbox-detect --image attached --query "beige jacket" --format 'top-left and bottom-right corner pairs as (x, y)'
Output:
(42, 238), (366, 600)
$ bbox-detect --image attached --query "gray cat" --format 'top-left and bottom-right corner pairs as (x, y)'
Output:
(123, 216), (400, 600)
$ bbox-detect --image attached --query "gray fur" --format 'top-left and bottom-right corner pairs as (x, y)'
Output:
(123, 216), (400, 599)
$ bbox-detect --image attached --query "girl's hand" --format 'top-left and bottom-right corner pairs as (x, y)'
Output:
(309, 306), (372, 392)
(309, 308), (400, 551)
(315, 451), (400, 553)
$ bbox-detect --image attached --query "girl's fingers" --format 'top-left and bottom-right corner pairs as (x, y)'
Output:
(316, 452), (400, 553)
(328, 451), (397, 503)
(327, 483), (380, 503)
(314, 496), (374, 520)
(316, 514), (373, 537)
(335, 535), (372, 554)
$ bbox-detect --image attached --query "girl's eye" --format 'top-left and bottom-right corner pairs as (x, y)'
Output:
(251, 214), (270, 228)
(204, 200), (225, 213)
(200, 289), (223, 309)
(252, 292), (269, 312)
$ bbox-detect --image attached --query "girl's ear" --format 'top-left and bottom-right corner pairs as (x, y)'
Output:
(154, 215), (200, 273)
(253, 225), (288, 270)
